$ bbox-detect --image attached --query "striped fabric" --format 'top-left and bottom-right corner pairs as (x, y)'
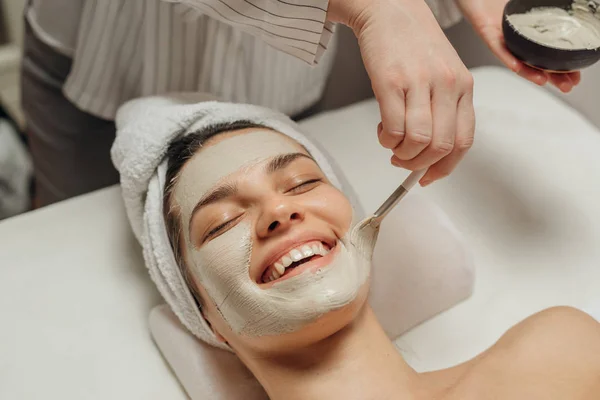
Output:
(26, 0), (462, 120)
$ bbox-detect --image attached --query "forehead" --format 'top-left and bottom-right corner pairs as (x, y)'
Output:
(173, 129), (305, 218)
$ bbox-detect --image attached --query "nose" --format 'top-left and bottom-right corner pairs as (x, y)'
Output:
(256, 197), (305, 238)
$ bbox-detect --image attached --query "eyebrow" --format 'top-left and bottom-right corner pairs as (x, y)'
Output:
(188, 152), (315, 228)
(265, 152), (314, 174)
(189, 182), (238, 228)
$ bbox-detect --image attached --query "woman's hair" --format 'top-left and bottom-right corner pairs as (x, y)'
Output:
(162, 121), (270, 306)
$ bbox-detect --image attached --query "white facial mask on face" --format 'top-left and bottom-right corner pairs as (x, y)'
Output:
(174, 131), (375, 337)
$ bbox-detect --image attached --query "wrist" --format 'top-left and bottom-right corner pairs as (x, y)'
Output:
(327, 0), (370, 31)
(453, 0), (482, 20)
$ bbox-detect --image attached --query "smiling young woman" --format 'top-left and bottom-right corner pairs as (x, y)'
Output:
(160, 120), (600, 400)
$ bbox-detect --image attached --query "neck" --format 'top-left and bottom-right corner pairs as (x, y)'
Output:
(242, 306), (422, 400)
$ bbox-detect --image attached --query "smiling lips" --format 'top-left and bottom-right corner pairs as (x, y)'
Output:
(261, 241), (332, 283)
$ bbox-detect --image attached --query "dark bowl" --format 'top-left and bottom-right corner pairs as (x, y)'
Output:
(502, 0), (600, 72)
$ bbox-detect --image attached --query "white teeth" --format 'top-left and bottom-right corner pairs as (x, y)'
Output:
(319, 243), (331, 256)
(274, 262), (285, 275)
(264, 242), (335, 284)
(315, 244), (323, 256)
(282, 242), (330, 265)
(282, 256), (292, 268)
(301, 245), (313, 258)
(290, 249), (303, 262)
(262, 266), (282, 284)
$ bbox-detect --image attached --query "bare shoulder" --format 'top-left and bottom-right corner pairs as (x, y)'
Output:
(477, 307), (600, 399)
(430, 307), (600, 399)
(495, 306), (600, 363)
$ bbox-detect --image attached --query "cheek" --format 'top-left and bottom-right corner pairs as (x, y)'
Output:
(306, 187), (353, 235)
(193, 282), (220, 323)
(193, 282), (241, 343)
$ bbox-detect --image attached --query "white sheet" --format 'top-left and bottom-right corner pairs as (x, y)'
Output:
(0, 188), (181, 399)
(1, 67), (599, 398)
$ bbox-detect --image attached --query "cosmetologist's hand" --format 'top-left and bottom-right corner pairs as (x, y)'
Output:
(328, 0), (476, 186)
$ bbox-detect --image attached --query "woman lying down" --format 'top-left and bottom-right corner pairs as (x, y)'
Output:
(112, 97), (600, 400)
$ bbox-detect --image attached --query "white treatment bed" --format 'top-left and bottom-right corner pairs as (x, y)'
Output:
(1, 67), (600, 398)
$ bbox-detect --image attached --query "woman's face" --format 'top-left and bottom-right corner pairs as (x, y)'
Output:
(172, 128), (372, 353)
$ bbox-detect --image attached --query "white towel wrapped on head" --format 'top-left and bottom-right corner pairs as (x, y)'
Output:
(111, 93), (346, 349)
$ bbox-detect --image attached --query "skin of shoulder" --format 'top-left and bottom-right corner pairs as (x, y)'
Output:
(423, 306), (600, 400)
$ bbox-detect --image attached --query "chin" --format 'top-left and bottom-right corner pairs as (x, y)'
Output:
(238, 281), (371, 355)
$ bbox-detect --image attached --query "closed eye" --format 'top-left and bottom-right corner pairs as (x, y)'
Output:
(204, 216), (240, 242)
(287, 179), (322, 194)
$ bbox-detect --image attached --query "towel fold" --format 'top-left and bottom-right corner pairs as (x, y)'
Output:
(111, 93), (343, 349)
